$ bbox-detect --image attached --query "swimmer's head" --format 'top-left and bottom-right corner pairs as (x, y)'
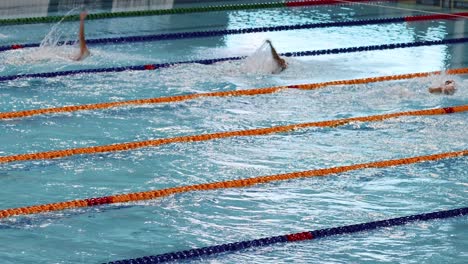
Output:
(445, 80), (455, 85)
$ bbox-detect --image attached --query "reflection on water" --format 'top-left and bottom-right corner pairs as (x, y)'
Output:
(0, 0), (50, 18)
(446, 19), (467, 68)
(416, 0), (468, 9)
(48, 0), (174, 14)
(111, 0), (173, 12)
(0, 0), (175, 18)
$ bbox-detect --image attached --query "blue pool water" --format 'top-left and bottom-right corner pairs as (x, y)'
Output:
(0, 1), (467, 263)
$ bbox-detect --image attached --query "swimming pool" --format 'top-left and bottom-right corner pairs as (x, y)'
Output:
(0, 0), (467, 263)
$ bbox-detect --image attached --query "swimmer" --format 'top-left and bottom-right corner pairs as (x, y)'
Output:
(72, 11), (90, 61)
(428, 80), (456, 95)
(265, 40), (287, 73)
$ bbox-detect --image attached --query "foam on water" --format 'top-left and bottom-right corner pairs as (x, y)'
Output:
(2, 46), (77, 66)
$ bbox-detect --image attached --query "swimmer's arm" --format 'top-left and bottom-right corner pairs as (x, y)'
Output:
(266, 41), (287, 70)
(73, 12), (90, 61)
(270, 45), (281, 62)
(428, 87), (442, 94)
(267, 42), (284, 65)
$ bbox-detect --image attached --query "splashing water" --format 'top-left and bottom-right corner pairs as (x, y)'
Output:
(35, 8), (81, 60)
(242, 41), (283, 74)
(2, 8), (79, 65)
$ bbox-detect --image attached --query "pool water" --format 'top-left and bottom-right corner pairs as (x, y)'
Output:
(0, 0), (467, 263)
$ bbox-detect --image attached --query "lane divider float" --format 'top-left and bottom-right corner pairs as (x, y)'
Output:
(1, 37), (467, 82)
(0, 1), (395, 26)
(1, 68), (468, 120)
(106, 207), (468, 263)
(3, 11), (467, 53)
(0, 105), (466, 164)
(0, 150), (466, 219)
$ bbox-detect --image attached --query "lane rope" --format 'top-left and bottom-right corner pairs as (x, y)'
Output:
(106, 207), (468, 263)
(1, 68), (468, 120)
(2, 11), (467, 53)
(0, 105), (466, 164)
(1, 37), (468, 82)
(0, 150), (466, 219)
(0, 0), (395, 26)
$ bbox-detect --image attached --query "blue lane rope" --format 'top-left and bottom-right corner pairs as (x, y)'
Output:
(2, 12), (467, 53)
(0, 17), (410, 53)
(106, 207), (468, 264)
(1, 37), (467, 82)
(0, 57), (243, 82)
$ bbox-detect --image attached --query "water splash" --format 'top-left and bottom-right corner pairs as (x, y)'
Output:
(2, 8), (79, 65)
(242, 40), (283, 74)
(40, 18), (67, 48)
(35, 7), (80, 60)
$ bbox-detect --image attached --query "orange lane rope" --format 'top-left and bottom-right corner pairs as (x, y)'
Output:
(0, 105), (466, 164)
(0, 150), (466, 219)
(1, 68), (468, 120)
